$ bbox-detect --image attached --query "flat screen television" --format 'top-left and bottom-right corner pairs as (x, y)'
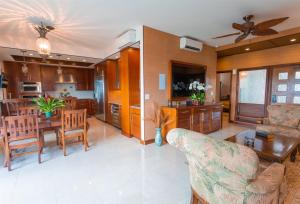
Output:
(171, 62), (206, 98)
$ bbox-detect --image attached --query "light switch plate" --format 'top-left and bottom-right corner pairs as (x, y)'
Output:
(145, 93), (150, 100)
(159, 74), (166, 90)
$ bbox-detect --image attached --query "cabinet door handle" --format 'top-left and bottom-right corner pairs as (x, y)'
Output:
(179, 110), (190, 114)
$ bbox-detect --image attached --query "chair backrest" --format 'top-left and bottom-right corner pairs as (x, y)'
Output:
(61, 109), (86, 131)
(267, 104), (300, 128)
(17, 106), (40, 116)
(3, 99), (33, 116)
(62, 97), (77, 110)
(167, 128), (259, 203)
(3, 115), (39, 142)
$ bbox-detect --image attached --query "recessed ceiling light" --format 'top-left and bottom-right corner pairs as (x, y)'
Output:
(245, 48), (250, 51)
(290, 38), (297, 42)
(49, 55), (53, 58)
(67, 57), (70, 60)
(29, 53), (33, 56)
(82, 59), (86, 62)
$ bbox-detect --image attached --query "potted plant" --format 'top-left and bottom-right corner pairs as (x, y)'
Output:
(189, 81), (210, 105)
(33, 96), (65, 118)
(147, 102), (172, 146)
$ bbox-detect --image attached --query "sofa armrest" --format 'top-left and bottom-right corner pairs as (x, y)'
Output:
(246, 163), (285, 194)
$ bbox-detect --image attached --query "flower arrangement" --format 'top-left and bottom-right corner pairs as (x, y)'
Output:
(33, 96), (65, 118)
(189, 81), (210, 105)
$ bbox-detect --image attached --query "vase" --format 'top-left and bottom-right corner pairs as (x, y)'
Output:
(192, 100), (199, 106)
(155, 128), (163, 146)
(45, 111), (52, 118)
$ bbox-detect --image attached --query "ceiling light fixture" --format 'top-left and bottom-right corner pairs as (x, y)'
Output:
(29, 53), (33, 56)
(290, 38), (297, 42)
(34, 22), (54, 59)
(245, 48), (250, 51)
(82, 59), (86, 62)
(66, 57), (70, 60)
(21, 50), (28, 75)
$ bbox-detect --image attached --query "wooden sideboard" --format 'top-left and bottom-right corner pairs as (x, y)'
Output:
(161, 104), (222, 137)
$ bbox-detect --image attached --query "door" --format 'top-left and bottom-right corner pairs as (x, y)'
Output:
(217, 72), (232, 123)
(237, 69), (268, 123)
(271, 65), (300, 105)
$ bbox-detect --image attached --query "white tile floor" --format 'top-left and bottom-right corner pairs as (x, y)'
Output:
(0, 117), (246, 204)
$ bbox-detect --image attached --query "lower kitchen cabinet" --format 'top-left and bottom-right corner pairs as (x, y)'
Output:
(76, 99), (97, 116)
(130, 106), (140, 139)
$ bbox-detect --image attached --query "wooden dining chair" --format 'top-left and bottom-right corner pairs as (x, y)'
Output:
(58, 109), (88, 156)
(62, 97), (77, 110)
(17, 106), (40, 116)
(0, 118), (5, 167)
(2, 99), (33, 116)
(2, 115), (42, 171)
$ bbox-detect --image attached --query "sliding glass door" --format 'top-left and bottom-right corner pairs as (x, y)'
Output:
(237, 69), (268, 123)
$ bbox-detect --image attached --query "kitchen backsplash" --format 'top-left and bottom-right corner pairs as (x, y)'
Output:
(47, 84), (94, 99)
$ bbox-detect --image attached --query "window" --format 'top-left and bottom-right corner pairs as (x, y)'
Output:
(295, 71), (300, 79)
(293, 96), (300, 104)
(295, 84), (300, 92)
(238, 69), (266, 104)
(279, 72), (288, 80)
(278, 84), (287, 92)
(277, 96), (286, 103)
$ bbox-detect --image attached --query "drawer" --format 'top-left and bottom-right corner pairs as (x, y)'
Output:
(177, 109), (192, 118)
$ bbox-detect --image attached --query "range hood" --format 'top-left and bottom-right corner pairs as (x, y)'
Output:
(55, 74), (77, 84)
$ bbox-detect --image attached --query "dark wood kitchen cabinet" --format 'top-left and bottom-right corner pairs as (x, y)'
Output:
(76, 99), (96, 116)
(40, 65), (57, 91)
(19, 63), (41, 82)
(76, 69), (94, 91)
(161, 104), (222, 138)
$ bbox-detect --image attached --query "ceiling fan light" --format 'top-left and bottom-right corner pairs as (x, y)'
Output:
(36, 37), (51, 56)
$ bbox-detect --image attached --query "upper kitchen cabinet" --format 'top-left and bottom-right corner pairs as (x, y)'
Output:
(76, 68), (94, 91)
(40, 65), (57, 91)
(18, 63), (41, 82)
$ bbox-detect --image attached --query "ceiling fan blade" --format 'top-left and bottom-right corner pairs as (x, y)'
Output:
(46, 26), (55, 30)
(235, 33), (248, 43)
(232, 23), (246, 32)
(212, 32), (241, 39)
(254, 17), (289, 30)
(252, 28), (278, 36)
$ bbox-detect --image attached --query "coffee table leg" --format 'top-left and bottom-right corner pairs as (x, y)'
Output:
(291, 149), (297, 162)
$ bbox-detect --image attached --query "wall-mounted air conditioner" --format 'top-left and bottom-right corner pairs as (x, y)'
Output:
(116, 30), (136, 49)
(180, 37), (203, 52)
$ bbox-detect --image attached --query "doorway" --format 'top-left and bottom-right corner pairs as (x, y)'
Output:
(217, 71), (232, 124)
(236, 68), (269, 123)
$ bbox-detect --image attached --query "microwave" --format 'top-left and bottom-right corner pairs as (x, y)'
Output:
(20, 82), (42, 93)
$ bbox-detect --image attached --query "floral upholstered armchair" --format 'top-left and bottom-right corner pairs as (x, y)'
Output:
(167, 128), (287, 204)
(256, 105), (300, 139)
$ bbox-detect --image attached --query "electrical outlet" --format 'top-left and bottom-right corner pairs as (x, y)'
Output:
(145, 93), (150, 100)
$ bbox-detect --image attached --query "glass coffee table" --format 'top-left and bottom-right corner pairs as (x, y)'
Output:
(226, 133), (300, 163)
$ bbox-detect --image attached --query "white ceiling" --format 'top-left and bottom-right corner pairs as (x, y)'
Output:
(0, 0), (300, 59)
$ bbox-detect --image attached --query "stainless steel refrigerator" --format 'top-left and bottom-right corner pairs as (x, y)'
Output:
(94, 70), (106, 121)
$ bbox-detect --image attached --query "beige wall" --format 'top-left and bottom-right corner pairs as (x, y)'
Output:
(217, 43), (300, 71)
(143, 26), (217, 140)
(217, 43), (300, 121)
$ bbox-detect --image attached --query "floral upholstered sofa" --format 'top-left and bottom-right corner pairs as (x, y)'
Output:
(167, 128), (287, 204)
(256, 105), (300, 138)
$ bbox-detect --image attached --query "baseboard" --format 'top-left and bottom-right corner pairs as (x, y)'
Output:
(140, 139), (155, 145)
(121, 131), (132, 138)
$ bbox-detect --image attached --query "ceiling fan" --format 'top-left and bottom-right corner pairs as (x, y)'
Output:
(213, 15), (289, 43)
